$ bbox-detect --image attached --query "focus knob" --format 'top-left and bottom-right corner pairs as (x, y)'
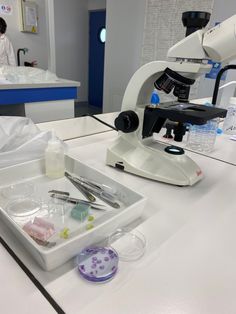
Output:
(115, 110), (139, 133)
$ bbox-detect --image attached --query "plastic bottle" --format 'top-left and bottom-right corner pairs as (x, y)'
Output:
(186, 103), (219, 153)
(45, 130), (65, 179)
(149, 89), (160, 108)
(186, 119), (219, 153)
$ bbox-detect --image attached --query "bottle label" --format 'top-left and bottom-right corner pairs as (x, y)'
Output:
(223, 106), (236, 134)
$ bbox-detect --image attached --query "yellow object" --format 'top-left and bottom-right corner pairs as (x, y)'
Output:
(87, 215), (95, 222)
(60, 227), (70, 239)
(86, 223), (94, 230)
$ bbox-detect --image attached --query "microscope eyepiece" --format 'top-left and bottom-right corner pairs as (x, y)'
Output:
(182, 11), (211, 37)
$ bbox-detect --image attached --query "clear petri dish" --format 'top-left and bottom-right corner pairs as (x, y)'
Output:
(76, 247), (119, 283)
(1, 183), (34, 201)
(5, 198), (41, 217)
(108, 228), (146, 261)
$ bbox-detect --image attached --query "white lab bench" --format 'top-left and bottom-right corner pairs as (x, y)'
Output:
(0, 79), (80, 123)
(0, 245), (56, 314)
(0, 113), (236, 314)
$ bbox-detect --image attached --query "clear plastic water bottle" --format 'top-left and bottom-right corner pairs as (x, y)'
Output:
(186, 119), (219, 153)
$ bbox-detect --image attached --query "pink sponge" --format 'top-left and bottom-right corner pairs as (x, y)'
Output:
(23, 217), (55, 241)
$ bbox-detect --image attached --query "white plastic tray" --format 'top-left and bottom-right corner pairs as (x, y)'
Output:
(0, 156), (146, 270)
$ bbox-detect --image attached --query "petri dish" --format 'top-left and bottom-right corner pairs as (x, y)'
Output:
(5, 198), (41, 217)
(108, 228), (146, 261)
(1, 183), (34, 201)
(76, 247), (119, 283)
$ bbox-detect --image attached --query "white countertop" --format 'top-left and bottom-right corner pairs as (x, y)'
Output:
(0, 244), (56, 313)
(1, 117), (236, 314)
(38, 112), (118, 141)
(50, 132), (236, 314)
(0, 78), (80, 90)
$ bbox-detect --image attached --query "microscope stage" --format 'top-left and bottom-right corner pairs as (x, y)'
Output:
(150, 101), (227, 125)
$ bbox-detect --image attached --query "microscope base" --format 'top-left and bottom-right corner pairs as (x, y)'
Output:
(106, 136), (203, 186)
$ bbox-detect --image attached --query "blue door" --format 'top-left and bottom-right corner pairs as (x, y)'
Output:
(88, 10), (106, 108)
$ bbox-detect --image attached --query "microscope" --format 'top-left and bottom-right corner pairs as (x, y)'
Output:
(106, 12), (236, 186)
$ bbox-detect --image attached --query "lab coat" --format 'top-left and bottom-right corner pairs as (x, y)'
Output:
(0, 34), (16, 66)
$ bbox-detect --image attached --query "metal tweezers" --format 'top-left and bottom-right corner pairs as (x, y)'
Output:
(65, 172), (120, 209)
(65, 172), (96, 203)
(50, 194), (106, 211)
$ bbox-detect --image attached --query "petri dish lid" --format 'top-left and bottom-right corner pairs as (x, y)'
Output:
(76, 247), (119, 283)
(5, 198), (41, 217)
(108, 228), (146, 261)
(1, 183), (34, 201)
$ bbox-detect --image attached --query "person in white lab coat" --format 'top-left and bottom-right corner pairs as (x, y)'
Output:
(0, 17), (16, 66)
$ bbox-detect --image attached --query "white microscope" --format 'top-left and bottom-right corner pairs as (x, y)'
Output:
(106, 12), (236, 186)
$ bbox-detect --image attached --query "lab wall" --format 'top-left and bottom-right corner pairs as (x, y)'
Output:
(0, 0), (48, 69)
(103, 0), (146, 113)
(88, 0), (106, 11)
(103, 0), (214, 113)
(54, 0), (88, 101)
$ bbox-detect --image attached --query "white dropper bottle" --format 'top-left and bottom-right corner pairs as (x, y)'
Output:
(45, 130), (65, 179)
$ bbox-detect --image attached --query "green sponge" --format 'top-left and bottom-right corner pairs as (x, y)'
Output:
(71, 203), (89, 221)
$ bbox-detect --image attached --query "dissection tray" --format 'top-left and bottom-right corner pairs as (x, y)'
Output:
(0, 156), (146, 271)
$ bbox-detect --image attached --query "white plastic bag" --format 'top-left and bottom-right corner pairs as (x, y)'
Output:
(0, 66), (58, 84)
(0, 117), (53, 169)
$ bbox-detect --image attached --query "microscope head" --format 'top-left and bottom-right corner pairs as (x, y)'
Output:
(159, 13), (236, 101)
(168, 13), (236, 63)
(155, 12), (211, 102)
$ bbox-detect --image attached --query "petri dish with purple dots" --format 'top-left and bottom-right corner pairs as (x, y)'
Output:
(76, 247), (119, 283)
